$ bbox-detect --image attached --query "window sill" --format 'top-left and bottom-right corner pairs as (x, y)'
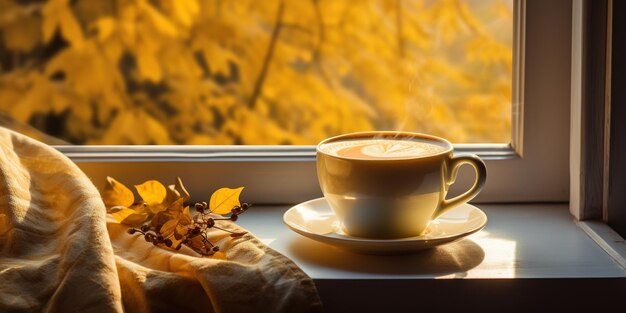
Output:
(237, 204), (626, 311)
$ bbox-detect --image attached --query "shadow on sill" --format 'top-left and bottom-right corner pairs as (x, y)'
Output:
(287, 237), (484, 277)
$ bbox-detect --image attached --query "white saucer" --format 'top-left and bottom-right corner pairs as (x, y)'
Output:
(283, 197), (487, 254)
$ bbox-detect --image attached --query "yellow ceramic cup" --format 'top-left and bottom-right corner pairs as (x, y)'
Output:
(316, 131), (487, 239)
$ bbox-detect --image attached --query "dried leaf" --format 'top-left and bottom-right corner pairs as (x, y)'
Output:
(102, 176), (248, 256)
(209, 187), (244, 215)
(135, 180), (166, 205)
(111, 208), (134, 222)
(187, 235), (205, 250)
(175, 224), (188, 238)
(164, 185), (181, 206)
(150, 197), (184, 229)
(180, 206), (192, 225)
(174, 231), (183, 240)
(163, 177), (190, 207)
(151, 209), (178, 229)
(130, 202), (149, 214)
(122, 213), (149, 227)
(103, 176), (134, 208)
(148, 203), (166, 215)
(160, 218), (178, 237)
(169, 198), (184, 212)
(112, 208), (148, 226)
(166, 207), (193, 238)
(175, 177), (190, 201)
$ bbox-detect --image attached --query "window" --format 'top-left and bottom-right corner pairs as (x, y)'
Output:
(0, 0), (570, 204)
(1, 0), (512, 145)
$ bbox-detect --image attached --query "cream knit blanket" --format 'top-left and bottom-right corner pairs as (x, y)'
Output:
(0, 128), (321, 313)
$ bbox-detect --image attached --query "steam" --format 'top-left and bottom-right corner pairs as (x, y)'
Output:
(392, 61), (434, 137)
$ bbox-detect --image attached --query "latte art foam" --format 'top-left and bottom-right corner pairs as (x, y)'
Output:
(319, 138), (448, 160)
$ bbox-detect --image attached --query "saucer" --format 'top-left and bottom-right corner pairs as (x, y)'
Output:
(283, 197), (487, 254)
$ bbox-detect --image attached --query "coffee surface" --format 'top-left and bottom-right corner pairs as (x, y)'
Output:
(319, 137), (448, 160)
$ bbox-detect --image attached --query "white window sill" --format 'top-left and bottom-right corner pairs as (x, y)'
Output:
(237, 204), (626, 311)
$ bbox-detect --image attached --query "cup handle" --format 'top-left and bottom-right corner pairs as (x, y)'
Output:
(433, 153), (487, 219)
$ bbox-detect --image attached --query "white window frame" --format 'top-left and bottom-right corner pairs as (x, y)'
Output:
(56, 0), (572, 204)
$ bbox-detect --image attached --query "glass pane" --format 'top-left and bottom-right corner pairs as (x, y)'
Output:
(0, 0), (513, 145)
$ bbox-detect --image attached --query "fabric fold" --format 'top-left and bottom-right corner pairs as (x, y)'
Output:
(0, 128), (122, 313)
(0, 127), (322, 313)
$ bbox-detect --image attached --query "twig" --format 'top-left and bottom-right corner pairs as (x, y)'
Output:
(247, 1), (285, 108)
(310, 0), (332, 86)
(311, 0), (325, 62)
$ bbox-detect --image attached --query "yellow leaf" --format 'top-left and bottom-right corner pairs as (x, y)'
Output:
(159, 205), (192, 239)
(209, 187), (244, 215)
(172, 0), (199, 26)
(111, 208), (134, 222)
(143, 3), (178, 37)
(98, 110), (172, 144)
(148, 203), (166, 214)
(135, 180), (166, 205)
(136, 45), (162, 82)
(103, 176), (134, 208)
(42, 15), (57, 44)
(212, 251), (226, 260)
(111, 208), (148, 226)
(3, 14), (41, 52)
(41, 0), (62, 44)
(58, 7), (84, 48)
(122, 213), (149, 227)
(93, 17), (116, 41)
(202, 43), (237, 76)
(131, 202), (150, 215)
(160, 218), (178, 237)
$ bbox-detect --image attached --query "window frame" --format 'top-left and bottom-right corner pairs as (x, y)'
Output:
(570, 0), (626, 239)
(57, 0), (572, 205)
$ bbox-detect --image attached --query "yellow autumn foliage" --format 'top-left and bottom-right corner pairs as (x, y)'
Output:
(0, 0), (512, 144)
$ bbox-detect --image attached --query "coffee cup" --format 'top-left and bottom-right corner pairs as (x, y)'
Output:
(316, 131), (486, 239)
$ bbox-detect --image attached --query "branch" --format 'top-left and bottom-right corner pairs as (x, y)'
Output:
(282, 23), (314, 35)
(311, 0), (325, 62)
(309, 0), (332, 86)
(247, 1), (285, 108)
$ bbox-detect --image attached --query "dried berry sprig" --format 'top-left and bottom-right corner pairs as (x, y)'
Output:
(126, 201), (251, 256)
(104, 176), (249, 257)
(128, 225), (174, 248)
